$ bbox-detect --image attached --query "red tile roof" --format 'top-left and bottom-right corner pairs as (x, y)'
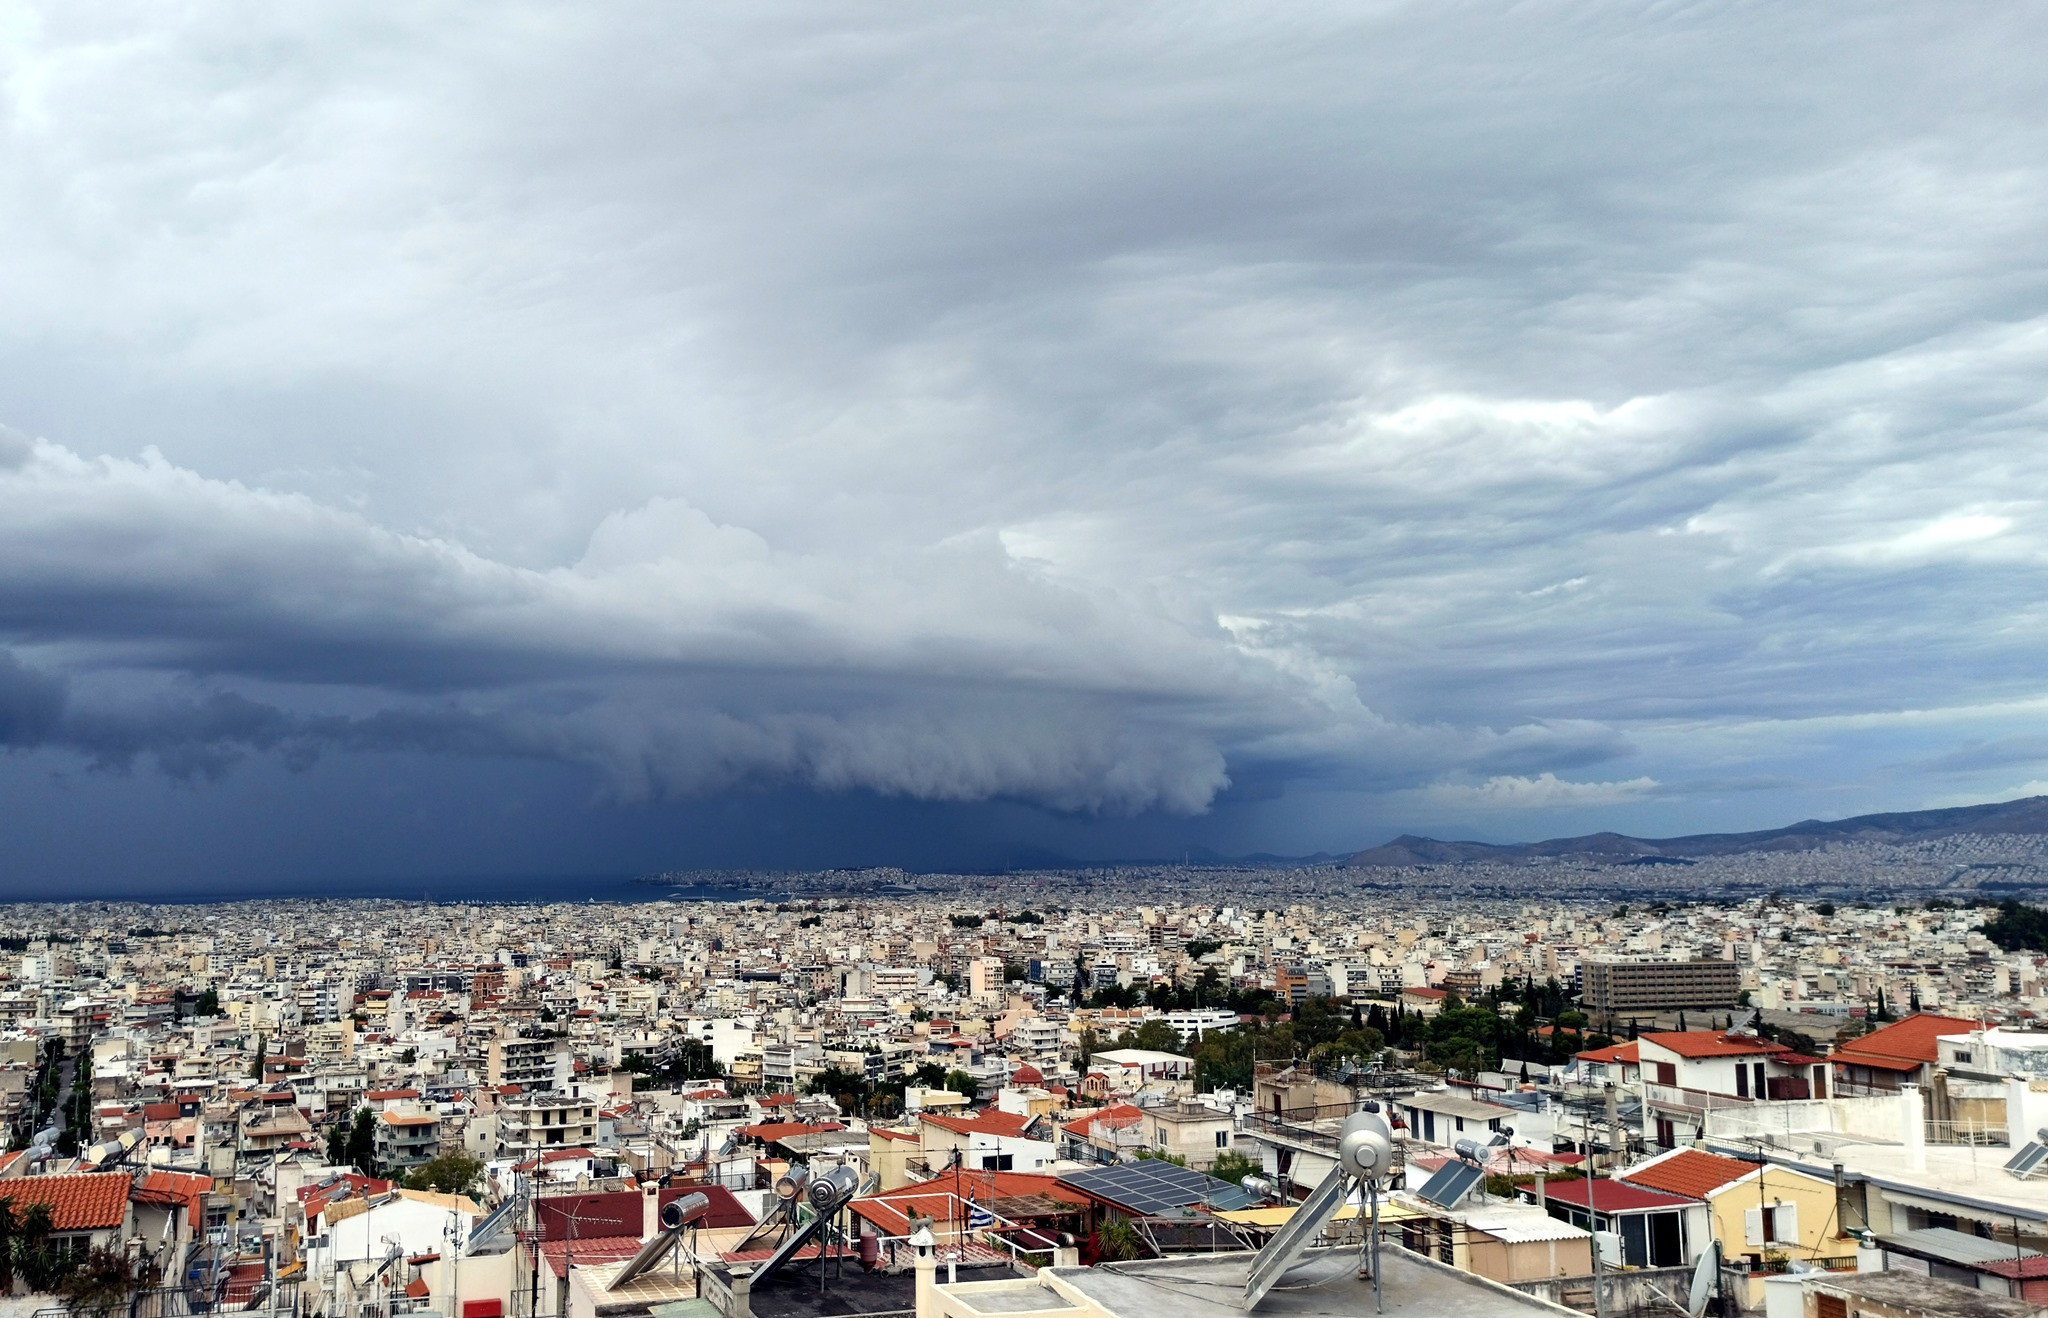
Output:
(1535, 1177), (1693, 1213)
(0, 1172), (131, 1231)
(536, 1236), (643, 1278)
(1616, 1150), (1755, 1201)
(1640, 1031), (1788, 1060)
(1576, 1042), (1639, 1065)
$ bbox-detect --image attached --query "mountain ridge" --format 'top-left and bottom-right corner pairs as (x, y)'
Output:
(1344, 794), (2048, 867)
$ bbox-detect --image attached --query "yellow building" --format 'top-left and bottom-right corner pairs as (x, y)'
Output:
(1618, 1147), (1852, 1307)
(1705, 1164), (1850, 1304)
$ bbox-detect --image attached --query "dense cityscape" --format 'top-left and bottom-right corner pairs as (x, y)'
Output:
(4, 847), (2048, 1318)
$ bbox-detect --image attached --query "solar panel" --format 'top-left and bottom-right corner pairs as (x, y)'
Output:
(2005, 1142), (2048, 1178)
(1416, 1160), (1484, 1208)
(1060, 1161), (1260, 1213)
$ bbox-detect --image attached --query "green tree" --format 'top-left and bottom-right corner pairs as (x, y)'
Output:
(344, 1107), (380, 1177)
(404, 1151), (486, 1196)
(250, 1034), (266, 1079)
(1108, 1018), (1182, 1054)
(1210, 1150), (1260, 1186)
(804, 1068), (872, 1111)
(195, 988), (220, 1017)
(325, 1120), (348, 1167)
(56, 1246), (138, 1317)
(942, 1070), (980, 1101)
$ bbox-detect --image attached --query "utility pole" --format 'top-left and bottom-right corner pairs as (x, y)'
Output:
(1579, 1088), (1609, 1318)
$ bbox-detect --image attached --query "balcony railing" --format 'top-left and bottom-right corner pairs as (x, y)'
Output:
(1645, 1083), (1753, 1113)
(1240, 1111), (1340, 1152)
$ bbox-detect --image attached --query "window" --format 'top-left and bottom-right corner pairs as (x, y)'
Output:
(1216, 1131), (1230, 1148)
(1954, 1049), (1973, 1063)
(1655, 1062), (1677, 1086)
(1746, 1203), (1797, 1246)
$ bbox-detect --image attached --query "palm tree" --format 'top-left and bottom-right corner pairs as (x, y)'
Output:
(15, 1201), (62, 1292)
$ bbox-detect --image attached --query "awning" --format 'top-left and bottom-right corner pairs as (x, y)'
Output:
(1879, 1188), (2048, 1230)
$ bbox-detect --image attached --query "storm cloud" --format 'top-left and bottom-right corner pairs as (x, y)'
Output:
(3, 4), (2048, 881)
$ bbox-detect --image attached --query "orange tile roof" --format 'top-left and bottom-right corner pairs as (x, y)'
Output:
(921, 1110), (1037, 1139)
(1641, 1031), (1787, 1060)
(1061, 1103), (1145, 1137)
(850, 1169), (1077, 1236)
(1832, 1014), (1976, 1068)
(1617, 1149), (1755, 1200)
(131, 1169), (213, 1233)
(738, 1121), (845, 1142)
(1576, 1041), (1639, 1064)
(0, 1172), (131, 1231)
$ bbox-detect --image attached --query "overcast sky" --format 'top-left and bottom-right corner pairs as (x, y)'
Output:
(3, 4), (2047, 889)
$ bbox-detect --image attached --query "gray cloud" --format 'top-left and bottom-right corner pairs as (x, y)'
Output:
(2, 4), (2047, 867)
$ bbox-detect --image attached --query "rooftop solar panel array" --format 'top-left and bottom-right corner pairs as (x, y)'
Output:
(1059, 1161), (1262, 1214)
(1416, 1159), (1484, 1208)
(2005, 1141), (2048, 1179)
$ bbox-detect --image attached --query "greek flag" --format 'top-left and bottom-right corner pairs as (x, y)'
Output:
(967, 1195), (993, 1229)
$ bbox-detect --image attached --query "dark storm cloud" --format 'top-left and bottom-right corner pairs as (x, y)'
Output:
(1, 3), (2047, 858)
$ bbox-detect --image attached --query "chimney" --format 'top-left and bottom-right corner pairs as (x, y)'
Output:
(1900, 1084), (1926, 1171)
(1532, 1171), (1546, 1211)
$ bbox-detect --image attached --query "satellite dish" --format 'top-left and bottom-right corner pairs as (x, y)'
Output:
(1686, 1240), (1720, 1317)
(1336, 1110), (1393, 1181)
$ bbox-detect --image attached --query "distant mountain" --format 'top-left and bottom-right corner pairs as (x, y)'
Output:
(1345, 795), (2048, 867)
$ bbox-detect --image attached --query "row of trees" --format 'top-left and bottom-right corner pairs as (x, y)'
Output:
(803, 1061), (980, 1117)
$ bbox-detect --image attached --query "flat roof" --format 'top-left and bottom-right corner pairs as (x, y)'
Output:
(1811, 1270), (2043, 1318)
(1041, 1245), (1571, 1316)
(1399, 1091), (1509, 1120)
